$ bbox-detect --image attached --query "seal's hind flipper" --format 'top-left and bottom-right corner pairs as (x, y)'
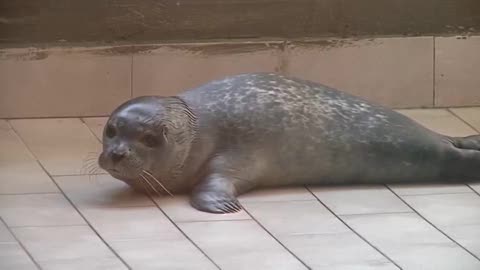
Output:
(450, 135), (480, 151)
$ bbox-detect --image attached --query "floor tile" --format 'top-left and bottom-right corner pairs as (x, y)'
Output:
(400, 193), (480, 256)
(445, 223), (480, 258)
(343, 213), (480, 270)
(470, 183), (480, 193)
(450, 107), (480, 132)
(243, 200), (398, 270)
(388, 183), (472, 196)
(0, 220), (16, 242)
(55, 174), (153, 209)
(110, 238), (216, 270)
(401, 193), (480, 227)
(82, 117), (108, 141)
(79, 207), (179, 241)
(310, 185), (411, 215)
(243, 200), (349, 236)
(282, 233), (398, 270)
(10, 118), (102, 176)
(12, 226), (127, 270)
(0, 221), (38, 269)
(239, 187), (315, 203)
(56, 175), (216, 269)
(0, 120), (35, 162)
(396, 109), (477, 137)
(81, 207), (218, 269)
(0, 120), (58, 194)
(179, 220), (307, 270)
(0, 160), (58, 194)
(0, 243), (38, 270)
(0, 194), (85, 227)
(156, 196), (251, 223)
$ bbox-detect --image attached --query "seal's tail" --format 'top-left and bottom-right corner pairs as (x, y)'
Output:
(449, 135), (480, 151)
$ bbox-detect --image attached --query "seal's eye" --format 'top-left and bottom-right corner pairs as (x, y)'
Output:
(142, 134), (160, 148)
(105, 125), (116, 138)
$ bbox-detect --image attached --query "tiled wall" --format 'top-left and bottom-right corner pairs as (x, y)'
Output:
(1, 36), (479, 118)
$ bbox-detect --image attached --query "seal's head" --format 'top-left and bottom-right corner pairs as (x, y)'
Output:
(98, 96), (196, 195)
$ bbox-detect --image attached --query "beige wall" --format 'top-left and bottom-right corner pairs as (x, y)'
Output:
(1, 36), (479, 118)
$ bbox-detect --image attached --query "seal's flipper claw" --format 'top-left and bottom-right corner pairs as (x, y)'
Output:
(190, 191), (241, 214)
(223, 202), (235, 213)
(227, 201), (242, 213)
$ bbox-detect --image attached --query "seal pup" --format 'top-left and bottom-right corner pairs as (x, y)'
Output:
(98, 73), (480, 213)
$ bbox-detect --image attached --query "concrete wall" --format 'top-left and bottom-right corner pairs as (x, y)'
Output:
(1, 0), (479, 46)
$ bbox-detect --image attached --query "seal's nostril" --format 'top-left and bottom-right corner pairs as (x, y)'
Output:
(111, 152), (125, 163)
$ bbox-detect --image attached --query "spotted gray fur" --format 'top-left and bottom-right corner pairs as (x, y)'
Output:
(99, 73), (480, 213)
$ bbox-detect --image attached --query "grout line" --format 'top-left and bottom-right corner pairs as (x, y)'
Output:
(386, 185), (480, 262)
(7, 123), (133, 270)
(239, 199), (316, 204)
(9, 224), (88, 229)
(337, 211), (413, 217)
(48, 168), (133, 269)
(433, 36), (436, 107)
(306, 187), (404, 270)
(130, 51), (134, 98)
(399, 191), (474, 197)
(81, 118), (104, 144)
(467, 185), (480, 197)
(241, 206), (312, 270)
(50, 172), (108, 177)
(3, 115), (110, 120)
(175, 218), (252, 224)
(448, 108), (480, 134)
(0, 192), (61, 196)
(1, 217), (43, 270)
(147, 197), (222, 270)
(2, 105), (479, 121)
(278, 40), (289, 74)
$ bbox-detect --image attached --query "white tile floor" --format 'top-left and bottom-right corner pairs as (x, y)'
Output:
(1, 107), (480, 270)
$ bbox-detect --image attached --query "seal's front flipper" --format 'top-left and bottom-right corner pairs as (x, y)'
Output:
(190, 192), (242, 213)
(190, 174), (242, 214)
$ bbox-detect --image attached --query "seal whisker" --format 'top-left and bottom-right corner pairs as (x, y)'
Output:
(139, 173), (162, 197)
(81, 153), (101, 172)
(89, 166), (103, 175)
(142, 170), (174, 197)
(88, 173), (99, 184)
(137, 174), (154, 199)
(80, 161), (97, 175)
(85, 162), (101, 174)
(84, 155), (99, 160)
(82, 152), (101, 164)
